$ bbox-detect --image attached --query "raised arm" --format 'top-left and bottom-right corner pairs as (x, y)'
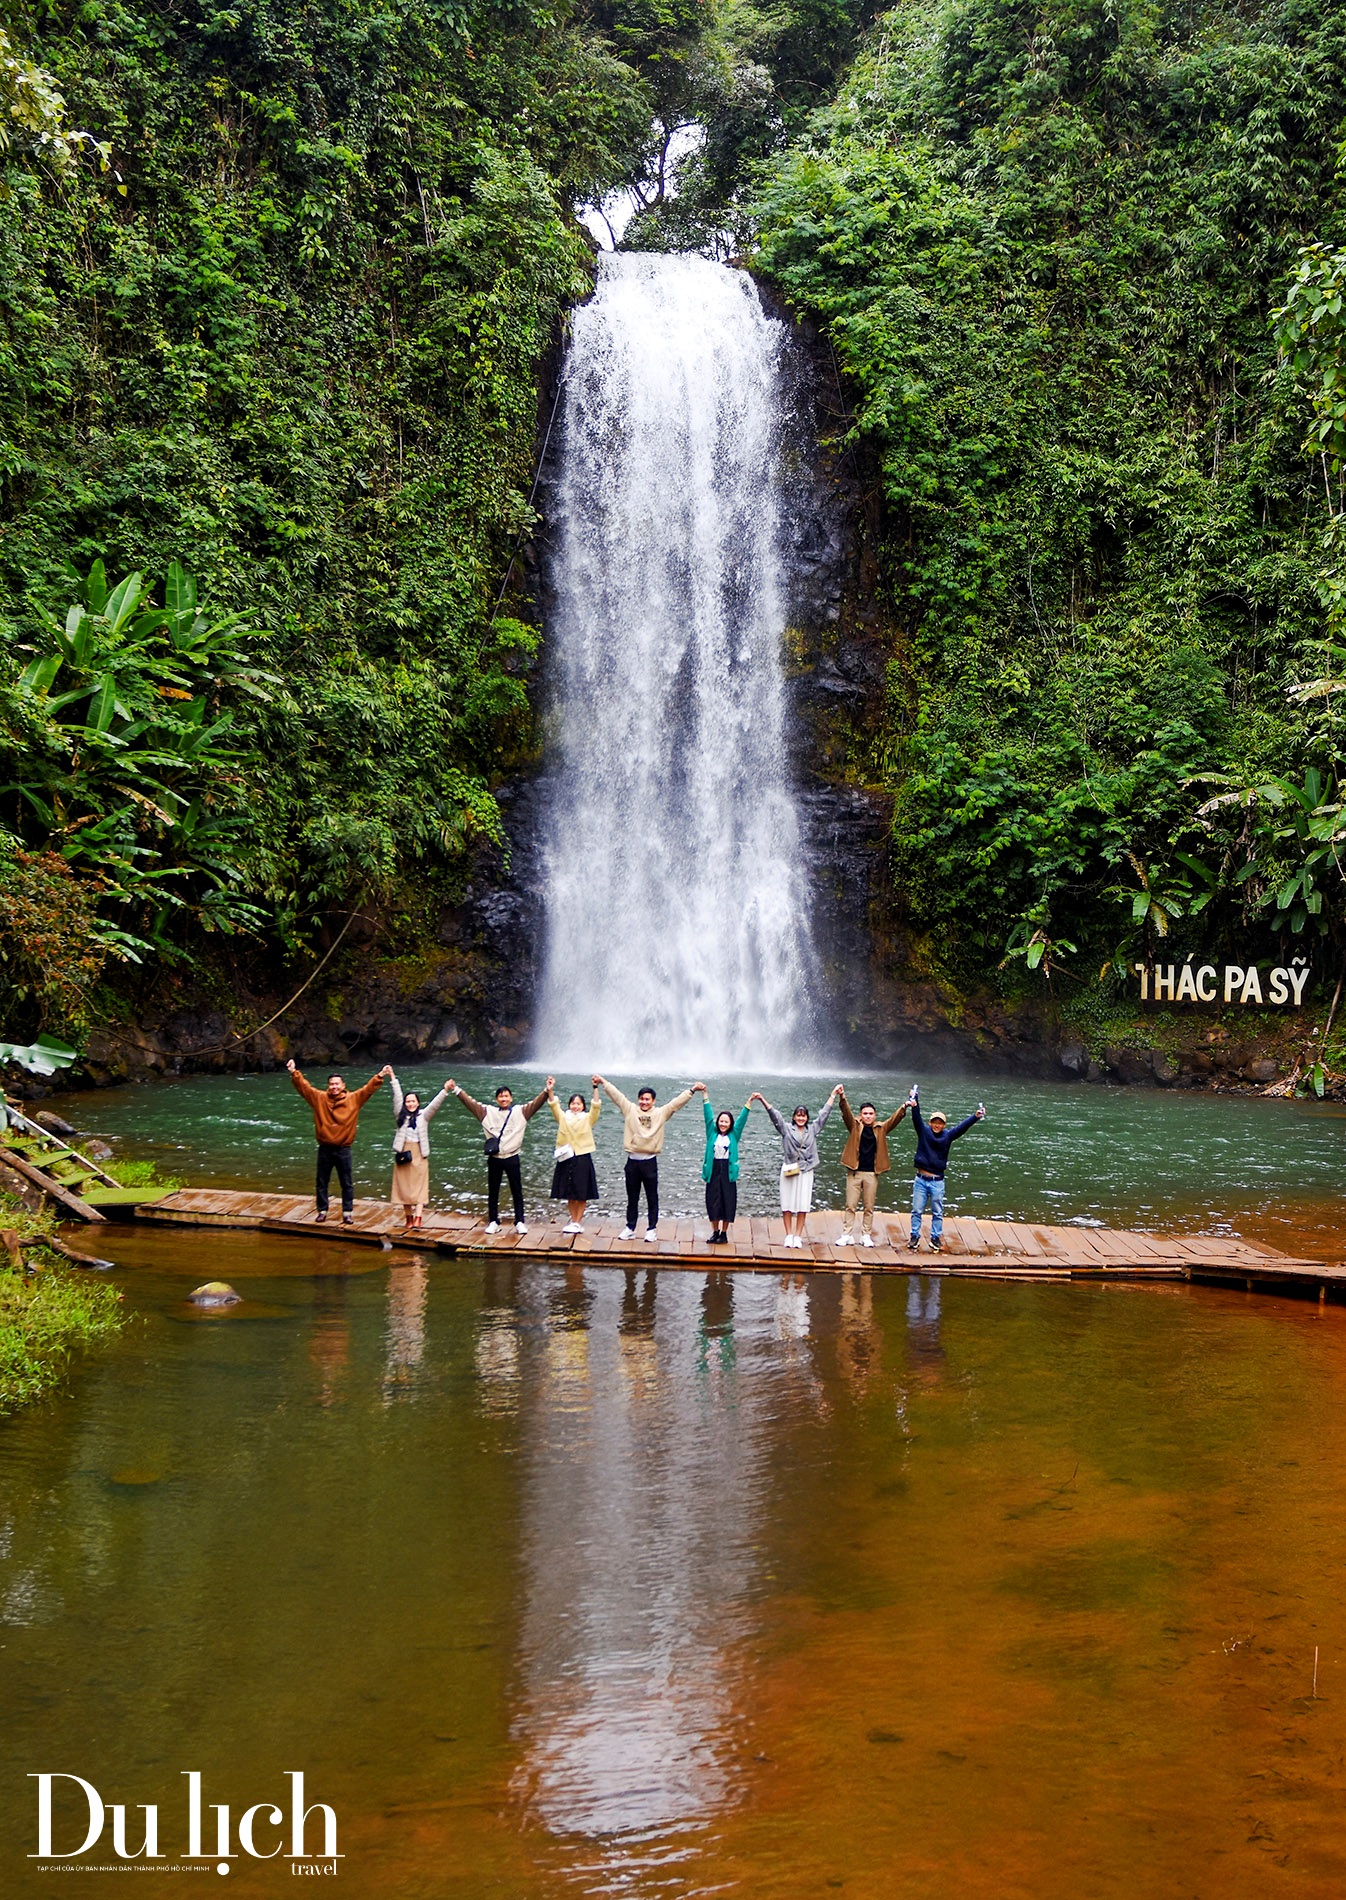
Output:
(732, 1105), (750, 1139)
(839, 1093), (856, 1132)
(521, 1085), (549, 1121)
(763, 1101), (785, 1137)
(881, 1104), (908, 1133)
(599, 1078), (633, 1115)
(389, 1073), (405, 1118)
(658, 1087), (694, 1124)
(703, 1100), (716, 1134)
(447, 1082), (487, 1124)
(548, 1095), (566, 1127)
(947, 1113), (979, 1142)
(422, 1086), (450, 1120)
(288, 1064), (321, 1108)
(352, 1069), (389, 1108)
(812, 1091), (839, 1136)
(587, 1093), (601, 1127)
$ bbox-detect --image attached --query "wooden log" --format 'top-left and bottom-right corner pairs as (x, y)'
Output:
(0, 1146), (107, 1222)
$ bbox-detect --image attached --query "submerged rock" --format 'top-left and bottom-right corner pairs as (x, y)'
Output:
(189, 1281), (241, 1306)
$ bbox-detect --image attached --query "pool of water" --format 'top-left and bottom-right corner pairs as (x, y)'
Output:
(4, 1233), (1346, 1897)
(54, 1065), (1346, 1257)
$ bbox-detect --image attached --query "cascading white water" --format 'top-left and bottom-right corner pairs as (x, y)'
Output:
(535, 253), (819, 1071)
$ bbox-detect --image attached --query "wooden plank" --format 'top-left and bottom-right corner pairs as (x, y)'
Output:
(0, 1145), (107, 1222)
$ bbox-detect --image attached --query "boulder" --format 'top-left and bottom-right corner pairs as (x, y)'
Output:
(1247, 1057), (1279, 1083)
(35, 1109), (77, 1136)
(189, 1281), (241, 1307)
(1058, 1040), (1089, 1078)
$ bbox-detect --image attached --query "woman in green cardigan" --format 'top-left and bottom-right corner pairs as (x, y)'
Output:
(703, 1098), (750, 1244)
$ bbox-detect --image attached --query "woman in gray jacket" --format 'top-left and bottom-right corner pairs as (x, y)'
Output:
(389, 1074), (450, 1231)
(751, 1085), (842, 1248)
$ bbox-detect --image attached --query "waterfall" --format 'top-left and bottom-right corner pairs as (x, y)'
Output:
(535, 253), (820, 1071)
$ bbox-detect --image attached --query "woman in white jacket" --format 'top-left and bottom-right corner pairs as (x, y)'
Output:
(389, 1074), (450, 1230)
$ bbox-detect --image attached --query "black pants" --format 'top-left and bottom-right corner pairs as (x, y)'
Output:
(315, 1142), (354, 1215)
(625, 1156), (659, 1231)
(487, 1154), (524, 1224)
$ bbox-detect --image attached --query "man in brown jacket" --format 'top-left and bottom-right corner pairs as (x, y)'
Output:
(837, 1088), (909, 1247)
(287, 1058), (391, 1223)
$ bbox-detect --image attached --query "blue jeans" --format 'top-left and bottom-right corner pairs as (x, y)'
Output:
(910, 1173), (945, 1243)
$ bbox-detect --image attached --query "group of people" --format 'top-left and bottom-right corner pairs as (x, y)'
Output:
(286, 1060), (986, 1250)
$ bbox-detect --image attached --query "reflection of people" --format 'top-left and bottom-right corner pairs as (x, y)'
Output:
(907, 1088), (985, 1252)
(287, 1059), (390, 1225)
(702, 1100), (750, 1244)
(547, 1077), (601, 1234)
(752, 1087), (841, 1248)
(447, 1078), (548, 1235)
(389, 1074), (450, 1231)
(837, 1090), (908, 1247)
(595, 1076), (705, 1241)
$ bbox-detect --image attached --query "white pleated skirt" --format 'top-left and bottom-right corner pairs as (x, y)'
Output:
(779, 1164), (815, 1214)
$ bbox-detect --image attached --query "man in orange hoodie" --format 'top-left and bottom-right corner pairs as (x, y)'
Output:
(287, 1058), (391, 1224)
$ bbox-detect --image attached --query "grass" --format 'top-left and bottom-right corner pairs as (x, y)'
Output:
(0, 1188), (124, 1416)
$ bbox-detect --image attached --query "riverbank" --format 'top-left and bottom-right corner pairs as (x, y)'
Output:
(0, 1192), (124, 1416)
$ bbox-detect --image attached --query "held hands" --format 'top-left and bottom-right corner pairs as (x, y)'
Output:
(691, 1081), (707, 1094)
(447, 1078), (458, 1094)
(286, 1058), (297, 1073)
(380, 1064), (394, 1078)
(748, 1091), (768, 1108)
(546, 1074), (556, 1096)
(592, 1073), (605, 1090)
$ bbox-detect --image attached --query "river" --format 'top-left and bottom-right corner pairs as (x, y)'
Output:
(2, 1073), (1346, 1894)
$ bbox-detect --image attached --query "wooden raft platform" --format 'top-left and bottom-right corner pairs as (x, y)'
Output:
(131, 1190), (1345, 1297)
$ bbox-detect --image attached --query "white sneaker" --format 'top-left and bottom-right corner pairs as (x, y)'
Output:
(620, 1227), (635, 1240)
(562, 1221), (582, 1235)
(861, 1233), (875, 1248)
(485, 1221), (500, 1235)
(644, 1227), (658, 1242)
(515, 1222), (528, 1235)
(838, 1232), (853, 1245)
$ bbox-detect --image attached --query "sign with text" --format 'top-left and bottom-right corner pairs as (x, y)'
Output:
(1132, 960), (1312, 1005)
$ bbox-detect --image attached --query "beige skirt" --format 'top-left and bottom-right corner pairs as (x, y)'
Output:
(391, 1152), (430, 1205)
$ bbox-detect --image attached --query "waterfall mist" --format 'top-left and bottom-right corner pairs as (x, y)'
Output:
(535, 253), (821, 1072)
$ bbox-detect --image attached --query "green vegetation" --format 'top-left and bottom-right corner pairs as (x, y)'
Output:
(0, 1191), (123, 1414)
(5, 0), (1346, 1063)
(751, 0), (1346, 1001)
(0, 0), (653, 1034)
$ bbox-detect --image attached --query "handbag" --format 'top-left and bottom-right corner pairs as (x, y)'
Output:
(394, 1147), (414, 1167)
(483, 1104), (516, 1158)
(553, 1143), (575, 1163)
(782, 1162), (801, 1178)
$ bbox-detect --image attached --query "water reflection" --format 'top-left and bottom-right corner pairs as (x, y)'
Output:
(905, 1273), (945, 1394)
(381, 1258), (428, 1404)
(308, 1276), (350, 1405)
(511, 1270), (785, 1871)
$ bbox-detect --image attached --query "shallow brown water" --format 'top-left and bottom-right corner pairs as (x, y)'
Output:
(3, 1229), (1346, 1896)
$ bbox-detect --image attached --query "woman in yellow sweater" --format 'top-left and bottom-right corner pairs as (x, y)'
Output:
(546, 1076), (601, 1234)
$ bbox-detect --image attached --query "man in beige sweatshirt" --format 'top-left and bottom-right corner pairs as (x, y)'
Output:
(594, 1074), (705, 1240)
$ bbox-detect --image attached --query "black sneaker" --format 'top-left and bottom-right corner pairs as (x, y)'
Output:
(930, 1237), (943, 1253)
(907, 1238), (919, 1252)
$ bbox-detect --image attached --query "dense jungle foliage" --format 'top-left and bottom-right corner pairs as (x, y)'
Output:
(0, 0), (654, 1031)
(3, 0), (1346, 1051)
(751, 0), (1346, 1003)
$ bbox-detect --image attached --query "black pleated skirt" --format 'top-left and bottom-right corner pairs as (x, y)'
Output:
(551, 1153), (599, 1201)
(705, 1157), (737, 1223)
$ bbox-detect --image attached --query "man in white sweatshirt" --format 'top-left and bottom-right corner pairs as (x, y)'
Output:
(594, 1075), (705, 1240)
(447, 1078), (548, 1233)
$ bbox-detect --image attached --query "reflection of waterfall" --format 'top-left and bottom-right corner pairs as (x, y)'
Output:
(536, 252), (820, 1070)
(508, 1268), (783, 1865)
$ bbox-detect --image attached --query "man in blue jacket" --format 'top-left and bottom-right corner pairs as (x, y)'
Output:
(907, 1088), (985, 1252)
